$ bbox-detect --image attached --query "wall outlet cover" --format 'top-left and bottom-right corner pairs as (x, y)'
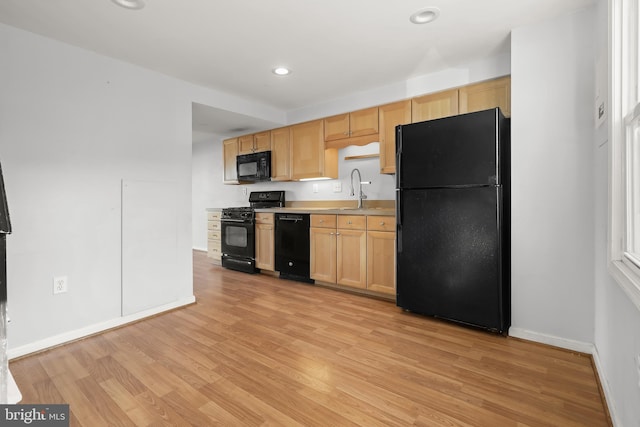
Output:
(53, 276), (68, 294)
(333, 182), (342, 193)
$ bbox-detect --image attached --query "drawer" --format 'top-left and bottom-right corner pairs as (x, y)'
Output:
(255, 212), (274, 224)
(367, 215), (395, 232)
(208, 230), (221, 240)
(207, 240), (221, 258)
(337, 215), (366, 230)
(311, 214), (337, 228)
(208, 220), (221, 231)
(207, 211), (222, 221)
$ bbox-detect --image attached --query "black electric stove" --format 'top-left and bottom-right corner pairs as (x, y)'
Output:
(221, 191), (284, 273)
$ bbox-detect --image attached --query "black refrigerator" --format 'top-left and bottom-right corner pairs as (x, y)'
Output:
(395, 108), (510, 334)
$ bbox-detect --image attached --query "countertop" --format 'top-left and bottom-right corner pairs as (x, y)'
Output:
(254, 207), (395, 216)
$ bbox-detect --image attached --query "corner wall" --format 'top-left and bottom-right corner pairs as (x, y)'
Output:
(510, 6), (596, 346)
(0, 23), (197, 354)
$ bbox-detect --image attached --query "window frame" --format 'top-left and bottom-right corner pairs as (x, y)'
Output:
(609, 0), (640, 310)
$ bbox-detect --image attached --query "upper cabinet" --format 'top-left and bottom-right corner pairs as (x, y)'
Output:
(223, 138), (239, 184)
(221, 75), (510, 183)
(459, 76), (511, 117)
(324, 107), (379, 149)
(412, 89), (459, 123)
(378, 100), (411, 174)
(270, 127), (291, 181)
(291, 120), (338, 180)
(238, 130), (271, 155)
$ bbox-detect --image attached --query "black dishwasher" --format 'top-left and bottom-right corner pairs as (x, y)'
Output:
(275, 213), (313, 283)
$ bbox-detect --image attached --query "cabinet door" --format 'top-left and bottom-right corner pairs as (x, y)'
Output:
(367, 230), (396, 295)
(255, 221), (275, 271)
(223, 138), (239, 184)
(350, 107), (378, 138)
(379, 100), (411, 174)
(310, 227), (337, 283)
(253, 131), (271, 152)
(271, 127), (291, 181)
(324, 113), (350, 142)
(291, 120), (335, 180)
(238, 134), (255, 155)
(336, 229), (367, 289)
(412, 89), (459, 123)
(459, 76), (511, 117)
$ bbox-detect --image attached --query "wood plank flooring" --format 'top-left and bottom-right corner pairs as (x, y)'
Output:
(10, 250), (611, 426)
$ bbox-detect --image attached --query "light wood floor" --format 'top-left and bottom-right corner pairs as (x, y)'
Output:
(10, 250), (611, 426)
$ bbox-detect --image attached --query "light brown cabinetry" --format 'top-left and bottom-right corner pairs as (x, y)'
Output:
(223, 138), (239, 184)
(310, 215), (337, 283)
(366, 216), (395, 295)
(336, 215), (367, 289)
(207, 211), (222, 264)
(378, 100), (412, 174)
(459, 76), (511, 117)
(238, 131), (271, 155)
(310, 214), (367, 289)
(412, 89), (459, 123)
(291, 120), (338, 180)
(270, 127), (291, 181)
(255, 212), (275, 271)
(324, 107), (379, 148)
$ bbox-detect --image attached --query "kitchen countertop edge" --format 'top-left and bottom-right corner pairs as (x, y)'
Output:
(254, 207), (395, 216)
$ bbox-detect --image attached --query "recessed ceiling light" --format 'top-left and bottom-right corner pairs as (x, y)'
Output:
(272, 67), (291, 76)
(111, 0), (145, 10)
(409, 7), (440, 24)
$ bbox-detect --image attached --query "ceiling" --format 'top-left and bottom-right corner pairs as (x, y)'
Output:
(0, 0), (595, 140)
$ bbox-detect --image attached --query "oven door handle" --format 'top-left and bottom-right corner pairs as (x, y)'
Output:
(222, 218), (253, 223)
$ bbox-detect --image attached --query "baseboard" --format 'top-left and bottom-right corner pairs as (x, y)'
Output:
(193, 246), (207, 252)
(592, 347), (621, 427)
(7, 295), (196, 360)
(510, 327), (619, 426)
(509, 327), (594, 353)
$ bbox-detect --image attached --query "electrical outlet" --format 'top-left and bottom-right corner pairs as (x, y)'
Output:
(313, 183), (319, 193)
(333, 182), (342, 193)
(53, 276), (68, 294)
(242, 187), (247, 196)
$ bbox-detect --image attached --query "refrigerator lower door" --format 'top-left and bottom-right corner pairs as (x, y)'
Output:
(397, 186), (507, 332)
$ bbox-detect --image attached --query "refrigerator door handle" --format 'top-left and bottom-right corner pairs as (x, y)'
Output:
(396, 126), (402, 188)
(396, 188), (402, 253)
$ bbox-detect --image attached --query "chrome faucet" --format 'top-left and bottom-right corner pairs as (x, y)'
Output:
(349, 168), (369, 209)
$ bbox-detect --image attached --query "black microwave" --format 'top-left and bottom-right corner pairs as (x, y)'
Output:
(237, 151), (271, 182)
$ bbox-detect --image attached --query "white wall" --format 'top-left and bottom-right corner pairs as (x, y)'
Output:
(0, 22), (288, 356)
(593, 0), (640, 425)
(510, 7), (596, 346)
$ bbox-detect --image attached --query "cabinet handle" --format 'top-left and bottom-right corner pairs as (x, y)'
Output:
(319, 219), (324, 223)
(336, 232), (340, 236)
(380, 221), (385, 226)
(343, 131), (349, 135)
(347, 220), (352, 224)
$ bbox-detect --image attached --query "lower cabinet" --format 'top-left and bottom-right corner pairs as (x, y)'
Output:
(310, 214), (395, 296)
(366, 216), (396, 295)
(336, 215), (367, 289)
(255, 212), (275, 271)
(207, 210), (222, 265)
(310, 215), (337, 282)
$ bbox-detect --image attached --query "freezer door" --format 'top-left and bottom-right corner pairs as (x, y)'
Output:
(397, 108), (506, 188)
(396, 186), (508, 332)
